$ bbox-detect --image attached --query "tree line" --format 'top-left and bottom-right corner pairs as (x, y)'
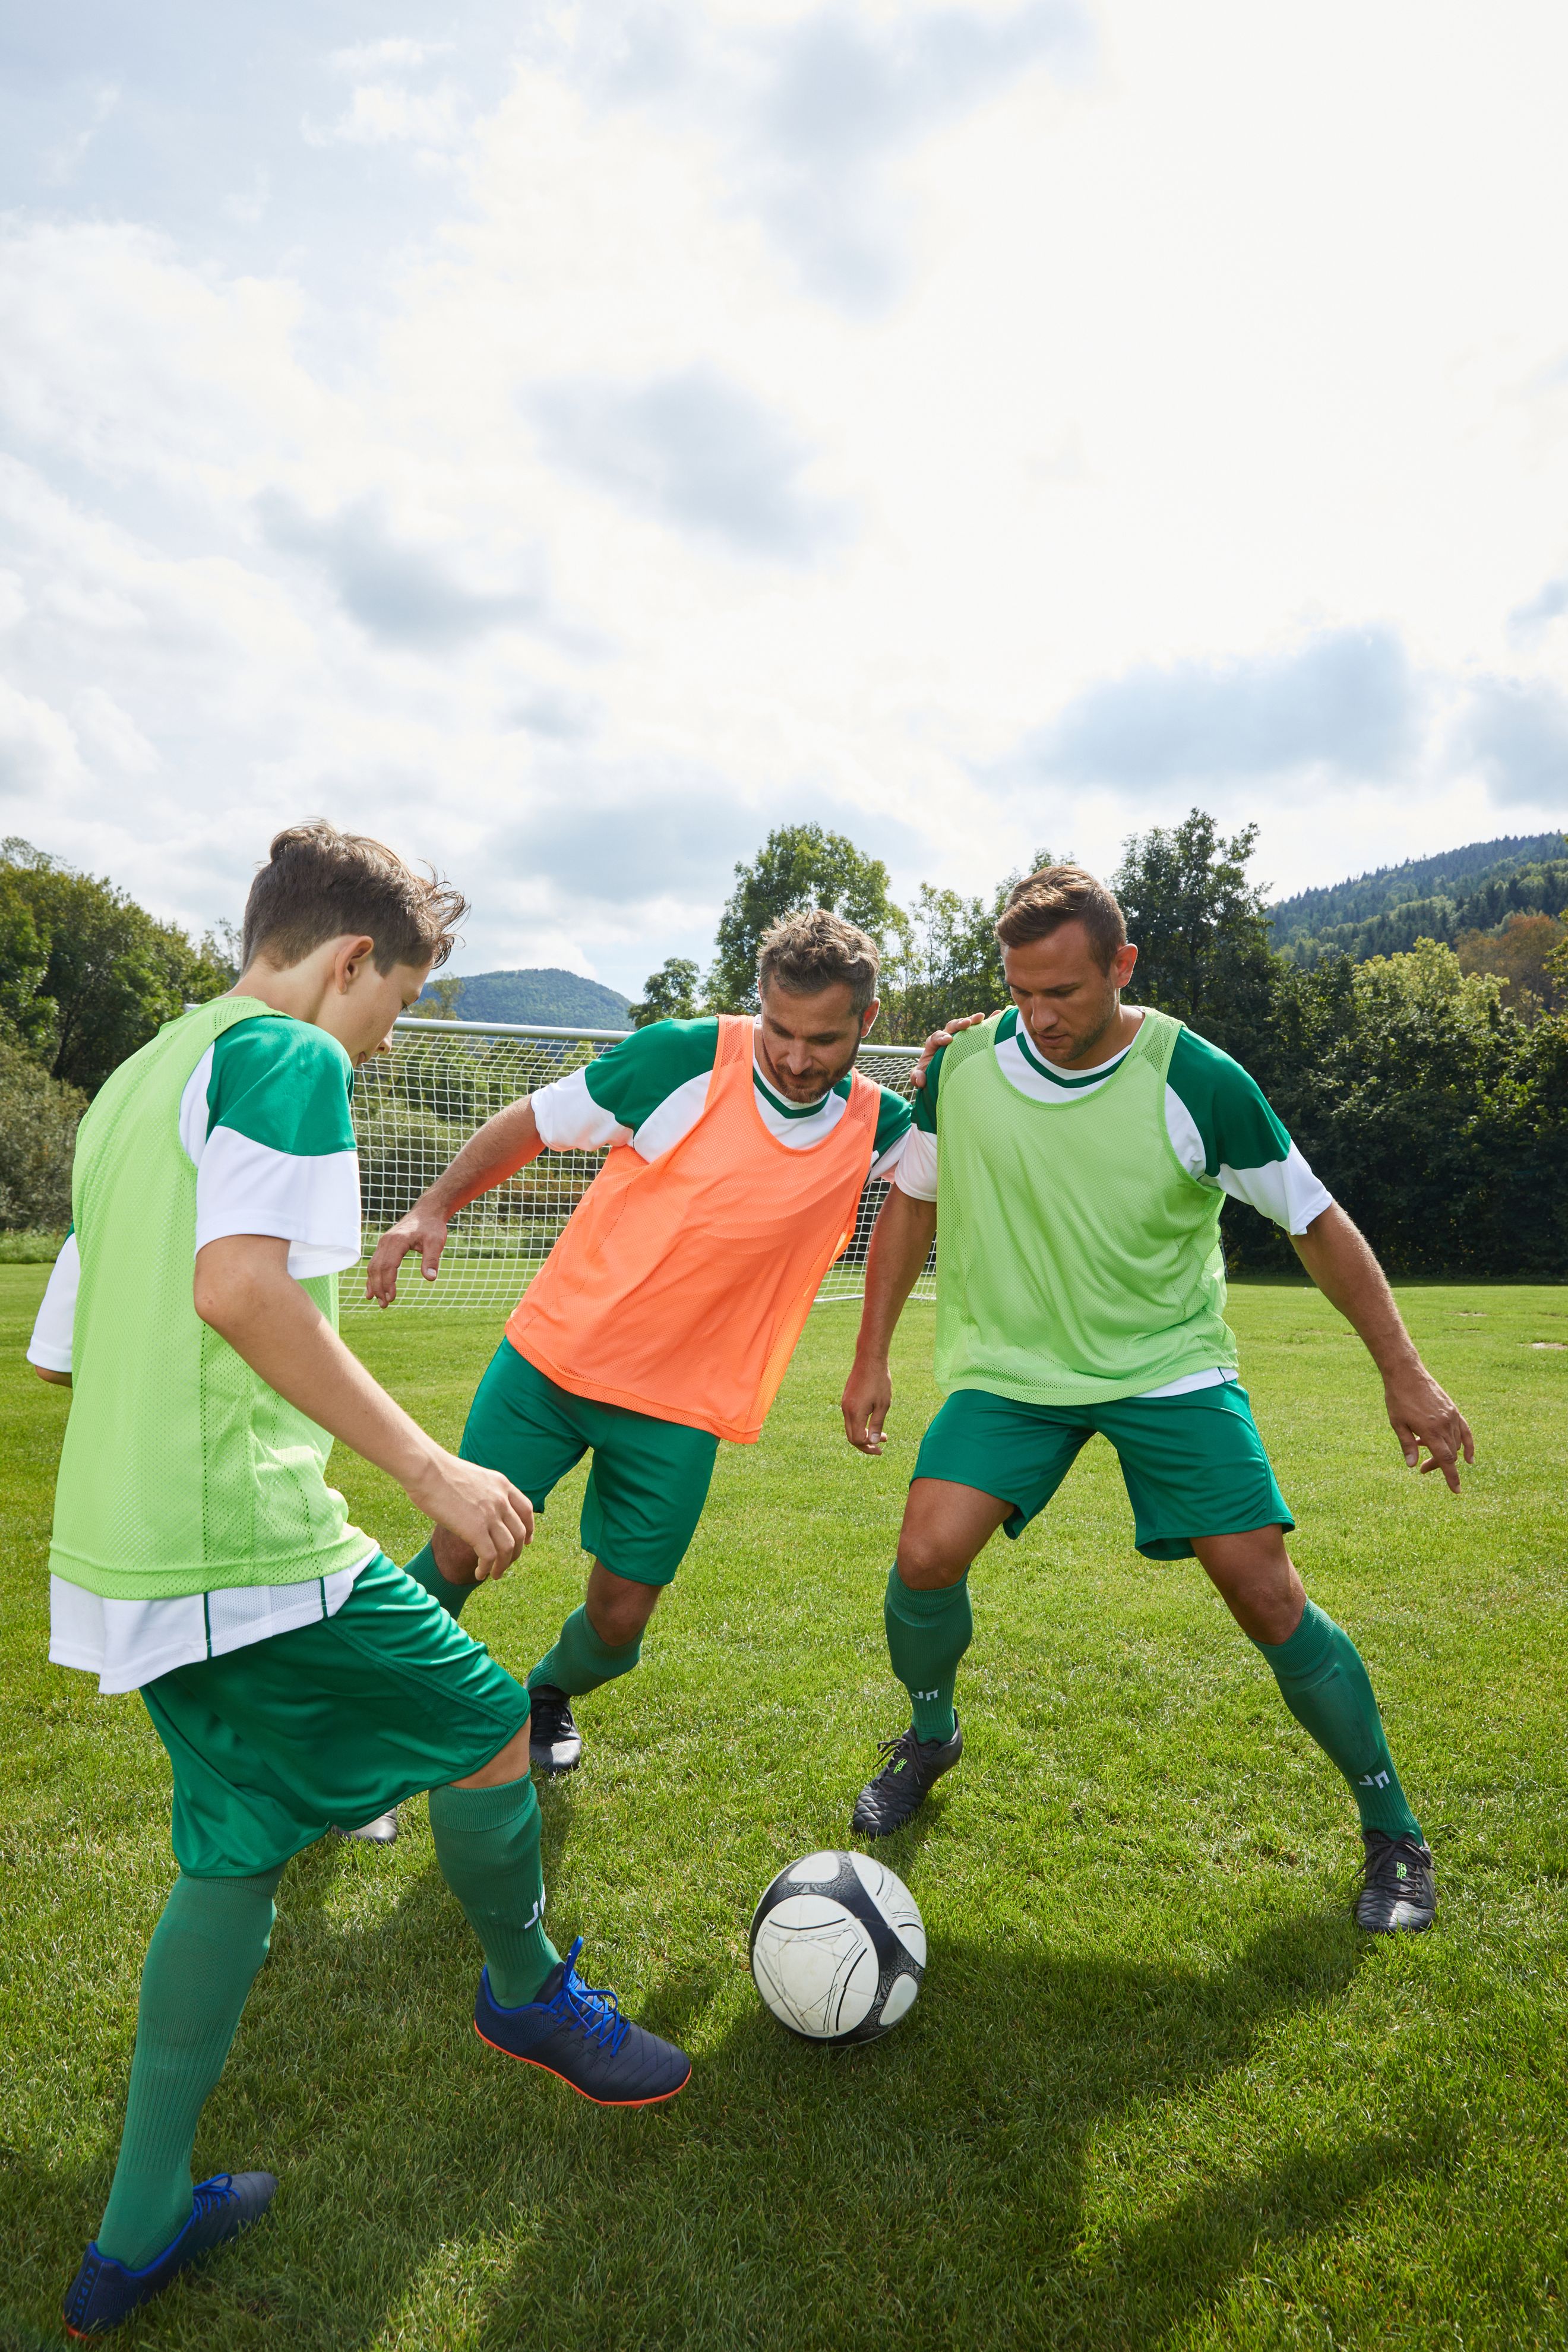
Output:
(632, 813), (1568, 1280)
(0, 839), (230, 1232)
(2, 820), (1563, 1279)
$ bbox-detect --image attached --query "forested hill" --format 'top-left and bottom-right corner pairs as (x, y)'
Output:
(1269, 832), (1568, 965)
(418, 968), (631, 1027)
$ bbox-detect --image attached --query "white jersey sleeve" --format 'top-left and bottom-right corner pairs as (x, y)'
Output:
(27, 1233), (80, 1374)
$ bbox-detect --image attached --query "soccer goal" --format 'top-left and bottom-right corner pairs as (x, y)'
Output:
(340, 1016), (937, 1317)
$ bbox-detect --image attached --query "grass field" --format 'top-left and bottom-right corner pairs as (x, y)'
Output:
(2, 1269), (1566, 2350)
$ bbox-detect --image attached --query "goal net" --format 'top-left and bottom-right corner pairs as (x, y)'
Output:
(341, 1016), (938, 1318)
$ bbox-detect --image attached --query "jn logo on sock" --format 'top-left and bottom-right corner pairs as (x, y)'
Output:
(912, 1688), (941, 1700)
(1359, 1769), (1391, 1789)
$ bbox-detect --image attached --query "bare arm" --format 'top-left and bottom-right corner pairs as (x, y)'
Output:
(1292, 1203), (1474, 1492)
(365, 1096), (543, 1306)
(195, 1235), (533, 1574)
(32, 1365), (71, 1388)
(840, 1187), (938, 1455)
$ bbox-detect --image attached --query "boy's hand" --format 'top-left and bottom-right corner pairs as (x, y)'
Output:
(408, 1451), (534, 1578)
(366, 1200), (450, 1305)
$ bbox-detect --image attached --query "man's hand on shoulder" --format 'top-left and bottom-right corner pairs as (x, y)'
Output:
(365, 1198), (450, 1306)
(1384, 1361), (1475, 1494)
(910, 1011), (994, 1089)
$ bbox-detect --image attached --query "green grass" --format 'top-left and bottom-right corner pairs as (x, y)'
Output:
(2, 1270), (1566, 2350)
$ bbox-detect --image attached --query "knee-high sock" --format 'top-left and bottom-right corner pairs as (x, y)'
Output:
(428, 1773), (559, 2008)
(1256, 1600), (1423, 1841)
(885, 1566), (972, 1743)
(527, 1604), (642, 1697)
(403, 1538), (475, 1621)
(96, 1867), (283, 2269)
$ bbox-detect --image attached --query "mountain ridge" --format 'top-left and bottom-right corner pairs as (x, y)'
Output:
(418, 967), (631, 1028)
(1269, 831), (1566, 948)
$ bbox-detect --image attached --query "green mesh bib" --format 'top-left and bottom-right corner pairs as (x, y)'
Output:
(933, 1006), (1238, 1405)
(49, 997), (372, 1600)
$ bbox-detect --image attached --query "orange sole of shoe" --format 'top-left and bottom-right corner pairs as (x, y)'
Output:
(474, 2022), (691, 2106)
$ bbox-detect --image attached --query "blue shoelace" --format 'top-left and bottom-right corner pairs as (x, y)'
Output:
(549, 1938), (630, 2054)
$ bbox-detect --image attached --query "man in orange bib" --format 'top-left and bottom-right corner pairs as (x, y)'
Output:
(366, 909), (916, 1776)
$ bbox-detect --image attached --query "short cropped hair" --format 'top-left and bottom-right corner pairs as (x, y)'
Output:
(242, 821), (467, 975)
(757, 906), (880, 1017)
(995, 863), (1127, 973)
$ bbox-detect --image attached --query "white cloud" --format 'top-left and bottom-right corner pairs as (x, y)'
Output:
(1, 1), (1567, 989)
(329, 40), (456, 75)
(305, 81), (470, 153)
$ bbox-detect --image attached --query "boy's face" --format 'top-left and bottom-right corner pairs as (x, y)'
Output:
(321, 939), (432, 1066)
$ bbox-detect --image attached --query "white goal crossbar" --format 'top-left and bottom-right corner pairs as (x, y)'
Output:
(342, 1015), (937, 1317)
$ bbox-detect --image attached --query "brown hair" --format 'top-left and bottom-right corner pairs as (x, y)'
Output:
(995, 863), (1127, 972)
(242, 820), (467, 975)
(757, 906), (880, 1017)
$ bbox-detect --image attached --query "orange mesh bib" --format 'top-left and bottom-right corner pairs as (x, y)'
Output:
(506, 1015), (880, 1443)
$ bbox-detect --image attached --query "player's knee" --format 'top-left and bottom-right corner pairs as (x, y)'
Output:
(893, 1535), (969, 1590)
(588, 1579), (659, 1646)
(451, 1722), (534, 1789)
(432, 1524), (480, 1582)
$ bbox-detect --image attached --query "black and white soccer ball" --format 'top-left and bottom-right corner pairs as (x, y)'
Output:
(749, 1850), (925, 2044)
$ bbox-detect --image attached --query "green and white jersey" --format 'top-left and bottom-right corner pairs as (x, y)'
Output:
(897, 1008), (1330, 1231)
(900, 1007), (1333, 1402)
(40, 1011), (377, 1696)
(531, 1016), (913, 1178)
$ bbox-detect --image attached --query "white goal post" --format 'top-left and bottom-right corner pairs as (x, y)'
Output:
(341, 1015), (937, 1317)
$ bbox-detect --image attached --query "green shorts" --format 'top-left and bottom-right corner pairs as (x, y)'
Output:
(913, 1382), (1294, 1560)
(140, 1554), (532, 1877)
(459, 1341), (720, 1588)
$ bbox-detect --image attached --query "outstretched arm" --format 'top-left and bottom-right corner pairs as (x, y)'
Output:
(841, 1187), (938, 1455)
(365, 1096), (543, 1305)
(1292, 1204), (1474, 1491)
(197, 1234), (533, 1574)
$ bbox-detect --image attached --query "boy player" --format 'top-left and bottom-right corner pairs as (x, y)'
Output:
(38, 824), (688, 2338)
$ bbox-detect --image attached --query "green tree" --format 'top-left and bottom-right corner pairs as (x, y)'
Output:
(630, 957), (701, 1027)
(879, 884), (1007, 1042)
(0, 869), (58, 1058)
(1114, 810), (1277, 1061)
(0, 1035), (85, 1231)
(0, 842), (230, 1095)
(707, 825), (898, 1012)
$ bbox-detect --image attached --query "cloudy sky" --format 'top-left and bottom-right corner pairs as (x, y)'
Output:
(2, 0), (1566, 991)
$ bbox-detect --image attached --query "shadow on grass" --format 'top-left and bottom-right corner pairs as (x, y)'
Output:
(1, 1849), (1463, 2352)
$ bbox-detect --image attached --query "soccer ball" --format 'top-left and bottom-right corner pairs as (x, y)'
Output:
(749, 1850), (925, 2044)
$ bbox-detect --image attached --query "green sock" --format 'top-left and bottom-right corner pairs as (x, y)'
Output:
(403, 1539), (475, 1621)
(97, 1867), (283, 2269)
(884, 1565), (972, 1743)
(527, 1604), (643, 1698)
(1256, 1599), (1423, 1841)
(428, 1773), (559, 2008)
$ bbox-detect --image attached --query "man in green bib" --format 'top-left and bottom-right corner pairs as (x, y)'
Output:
(840, 863), (1472, 1934)
(43, 823), (689, 2338)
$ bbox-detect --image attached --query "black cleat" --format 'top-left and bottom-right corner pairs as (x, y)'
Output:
(63, 2172), (277, 2335)
(529, 1684), (581, 1776)
(333, 1809), (399, 1845)
(1355, 1831), (1436, 1933)
(851, 1716), (963, 1839)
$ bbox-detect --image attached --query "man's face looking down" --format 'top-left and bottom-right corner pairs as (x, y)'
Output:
(1002, 921), (1140, 1070)
(755, 981), (880, 1103)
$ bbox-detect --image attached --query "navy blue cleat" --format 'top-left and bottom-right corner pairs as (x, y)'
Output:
(63, 2170), (277, 2337)
(475, 1937), (691, 2107)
